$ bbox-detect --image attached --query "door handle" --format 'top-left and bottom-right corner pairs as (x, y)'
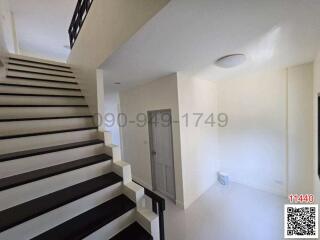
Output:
(152, 151), (157, 155)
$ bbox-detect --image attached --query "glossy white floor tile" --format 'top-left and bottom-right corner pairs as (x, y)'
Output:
(164, 182), (287, 240)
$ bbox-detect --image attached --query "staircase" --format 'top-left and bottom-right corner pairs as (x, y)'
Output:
(0, 54), (158, 240)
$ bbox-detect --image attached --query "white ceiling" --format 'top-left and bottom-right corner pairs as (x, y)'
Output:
(10, 0), (77, 62)
(101, 0), (320, 90)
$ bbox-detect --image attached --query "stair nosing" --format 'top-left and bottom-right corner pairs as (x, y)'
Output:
(7, 69), (76, 79)
(31, 195), (135, 240)
(0, 127), (98, 140)
(0, 173), (123, 233)
(0, 138), (103, 162)
(9, 57), (71, 69)
(0, 83), (81, 91)
(6, 75), (77, 85)
(0, 154), (112, 192)
(8, 62), (73, 73)
(0, 115), (93, 122)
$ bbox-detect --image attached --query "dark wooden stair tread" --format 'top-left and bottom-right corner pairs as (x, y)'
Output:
(0, 115), (93, 122)
(0, 173), (122, 232)
(0, 127), (97, 140)
(6, 75), (77, 85)
(0, 139), (103, 162)
(32, 195), (136, 240)
(110, 222), (153, 240)
(0, 83), (81, 91)
(0, 154), (112, 191)
(8, 62), (73, 73)
(0, 93), (84, 98)
(7, 68), (76, 78)
(0, 104), (88, 107)
(9, 57), (71, 69)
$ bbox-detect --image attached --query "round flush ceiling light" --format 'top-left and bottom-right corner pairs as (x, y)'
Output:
(215, 54), (246, 68)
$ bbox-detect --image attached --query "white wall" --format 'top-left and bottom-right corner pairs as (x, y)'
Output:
(117, 63), (313, 208)
(218, 70), (287, 196)
(177, 72), (219, 208)
(218, 64), (314, 196)
(313, 54), (320, 203)
(104, 91), (122, 146)
(119, 73), (220, 209)
(288, 63), (314, 194)
(119, 74), (184, 206)
(68, 0), (169, 115)
(0, 0), (19, 54)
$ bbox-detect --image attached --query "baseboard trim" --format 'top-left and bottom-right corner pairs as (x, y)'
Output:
(230, 178), (286, 197)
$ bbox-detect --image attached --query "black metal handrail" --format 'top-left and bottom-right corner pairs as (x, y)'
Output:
(133, 181), (166, 240)
(68, 0), (94, 48)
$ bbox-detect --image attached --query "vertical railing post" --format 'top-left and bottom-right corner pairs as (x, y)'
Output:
(152, 200), (158, 214)
(159, 210), (165, 240)
(133, 181), (166, 240)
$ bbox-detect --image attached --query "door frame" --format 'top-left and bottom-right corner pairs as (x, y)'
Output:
(147, 109), (176, 201)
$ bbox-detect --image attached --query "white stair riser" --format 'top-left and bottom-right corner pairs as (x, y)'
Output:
(0, 161), (113, 211)
(85, 209), (136, 240)
(0, 95), (86, 105)
(137, 209), (160, 240)
(0, 78), (80, 89)
(7, 65), (75, 77)
(123, 182), (144, 208)
(0, 183), (122, 240)
(7, 71), (77, 83)
(7, 60), (72, 72)
(0, 129), (98, 154)
(0, 85), (82, 96)
(8, 54), (70, 69)
(0, 106), (90, 119)
(0, 143), (105, 178)
(0, 118), (94, 137)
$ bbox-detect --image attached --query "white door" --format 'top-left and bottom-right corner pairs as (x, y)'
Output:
(149, 110), (176, 200)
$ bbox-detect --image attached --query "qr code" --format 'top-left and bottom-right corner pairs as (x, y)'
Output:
(285, 204), (318, 239)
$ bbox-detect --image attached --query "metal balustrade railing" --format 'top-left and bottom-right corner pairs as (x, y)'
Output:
(68, 0), (94, 48)
(133, 181), (166, 240)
